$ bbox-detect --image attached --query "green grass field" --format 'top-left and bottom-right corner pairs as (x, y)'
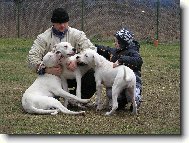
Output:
(0, 38), (180, 134)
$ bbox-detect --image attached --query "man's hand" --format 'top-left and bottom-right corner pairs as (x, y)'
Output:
(66, 60), (77, 71)
(113, 60), (120, 68)
(45, 65), (63, 76)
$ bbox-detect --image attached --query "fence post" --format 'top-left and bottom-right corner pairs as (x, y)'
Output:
(154, 0), (160, 47)
(81, 0), (84, 31)
(15, 0), (22, 38)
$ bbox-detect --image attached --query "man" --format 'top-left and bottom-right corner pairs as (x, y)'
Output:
(28, 8), (96, 99)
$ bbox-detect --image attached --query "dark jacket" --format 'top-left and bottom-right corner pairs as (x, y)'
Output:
(96, 40), (143, 89)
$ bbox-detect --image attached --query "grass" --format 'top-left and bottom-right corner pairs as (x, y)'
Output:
(0, 38), (180, 134)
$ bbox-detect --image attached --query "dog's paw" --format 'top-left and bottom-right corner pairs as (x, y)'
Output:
(80, 111), (86, 116)
(96, 105), (103, 111)
(105, 112), (111, 116)
(51, 110), (58, 115)
(85, 99), (90, 103)
(80, 99), (90, 103)
(78, 103), (87, 109)
(132, 109), (138, 115)
(131, 105), (138, 115)
(85, 102), (96, 108)
(105, 108), (117, 116)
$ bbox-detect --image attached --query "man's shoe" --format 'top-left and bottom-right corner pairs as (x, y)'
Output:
(129, 100), (142, 111)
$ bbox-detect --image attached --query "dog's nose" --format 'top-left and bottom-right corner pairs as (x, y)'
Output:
(76, 56), (80, 59)
(72, 48), (76, 52)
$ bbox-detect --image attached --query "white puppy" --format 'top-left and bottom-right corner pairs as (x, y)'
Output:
(22, 51), (89, 115)
(53, 42), (90, 107)
(76, 49), (137, 116)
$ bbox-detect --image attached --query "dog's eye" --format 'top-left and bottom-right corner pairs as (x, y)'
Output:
(64, 45), (68, 49)
(85, 54), (88, 57)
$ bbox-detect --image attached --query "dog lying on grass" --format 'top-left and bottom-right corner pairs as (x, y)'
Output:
(76, 49), (137, 116)
(22, 51), (89, 115)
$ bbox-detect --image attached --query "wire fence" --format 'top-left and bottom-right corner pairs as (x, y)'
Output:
(0, 0), (180, 43)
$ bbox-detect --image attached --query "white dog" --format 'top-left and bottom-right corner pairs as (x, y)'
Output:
(22, 51), (89, 115)
(53, 42), (91, 107)
(76, 49), (137, 116)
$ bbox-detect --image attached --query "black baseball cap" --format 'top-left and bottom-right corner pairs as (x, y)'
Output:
(51, 8), (69, 23)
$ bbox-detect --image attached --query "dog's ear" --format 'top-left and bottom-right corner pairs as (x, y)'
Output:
(37, 62), (46, 75)
(52, 44), (57, 53)
(93, 53), (101, 67)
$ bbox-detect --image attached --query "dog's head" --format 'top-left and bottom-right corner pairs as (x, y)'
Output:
(53, 42), (76, 58)
(37, 52), (62, 74)
(76, 49), (101, 67)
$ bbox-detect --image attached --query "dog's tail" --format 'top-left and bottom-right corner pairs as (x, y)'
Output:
(123, 66), (135, 83)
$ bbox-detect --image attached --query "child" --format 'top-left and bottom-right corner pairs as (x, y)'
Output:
(95, 28), (143, 110)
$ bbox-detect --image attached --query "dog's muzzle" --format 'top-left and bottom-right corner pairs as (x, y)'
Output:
(76, 56), (86, 66)
(76, 56), (80, 59)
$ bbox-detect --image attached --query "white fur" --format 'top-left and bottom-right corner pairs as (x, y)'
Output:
(53, 42), (91, 107)
(77, 49), (137, 116)
(22, 51), (89, 115)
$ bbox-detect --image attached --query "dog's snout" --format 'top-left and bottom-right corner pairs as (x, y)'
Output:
(72, 48), (76, 52)
(76, 56), (80, 59)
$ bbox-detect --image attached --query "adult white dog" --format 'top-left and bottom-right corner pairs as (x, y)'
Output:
(76, 49), (137, 116)
(53, 42), (91, 107)
(22, 51), (89, 115)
